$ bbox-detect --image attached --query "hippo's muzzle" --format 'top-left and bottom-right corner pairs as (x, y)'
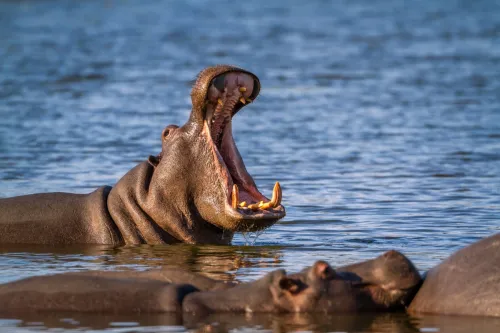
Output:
(198, 69), (286, 230)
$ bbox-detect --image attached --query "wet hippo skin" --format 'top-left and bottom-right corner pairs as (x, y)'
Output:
(408, 232), (500, 317)
(0, 65), (285, 245)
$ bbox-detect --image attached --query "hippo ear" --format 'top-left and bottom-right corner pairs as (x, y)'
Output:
(310, 261), (336, 280)
(147, 155), (160, 168)
(278, 277), (301, 295)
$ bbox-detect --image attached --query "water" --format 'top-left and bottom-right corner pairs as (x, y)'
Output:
(0, 0), (499, 331)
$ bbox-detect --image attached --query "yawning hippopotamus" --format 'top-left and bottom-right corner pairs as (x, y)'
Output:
(0, 253), (420, 315)
(408, 232), (500, 317)
(0, 65), (285, 245)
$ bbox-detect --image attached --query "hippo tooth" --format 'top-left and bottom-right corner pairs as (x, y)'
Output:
(239, 97), (246, 104)
(270, 182), (282, 208)
(247, 202), (262, 210)
(246, 98), (252, 103)
(217, 98), (223, 106)
(239, 201), (247, 207)
(232, 184), (239, 209)
(259, 202), (273, 210)
(239, 87), (247, 92)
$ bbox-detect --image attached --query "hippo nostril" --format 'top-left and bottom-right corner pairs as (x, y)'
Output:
(212, 74), (226, 92)
(162, 125), (179, 139)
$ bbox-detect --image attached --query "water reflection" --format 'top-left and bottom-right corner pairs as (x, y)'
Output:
(185, 313), (421, 333)
(1, 0), (500, 331)
(0, 244), (285, 283)
(4, 313), (500, 332)
(8, 312), (500, 333)
(0, 313), (422, 333)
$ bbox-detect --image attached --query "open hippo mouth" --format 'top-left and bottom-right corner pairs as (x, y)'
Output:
(201, 69), (285, 228)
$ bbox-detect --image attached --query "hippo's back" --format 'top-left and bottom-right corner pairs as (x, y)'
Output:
(409, 233), (500, 317)
(0, 187), (120, 245)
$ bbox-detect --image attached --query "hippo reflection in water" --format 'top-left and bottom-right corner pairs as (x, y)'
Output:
(0, 250), (422, 315)
(0, 65), (285, 245)
(1, 235), (498, 317)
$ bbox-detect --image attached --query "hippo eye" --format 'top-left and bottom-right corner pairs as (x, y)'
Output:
(212, 74), (226, 92)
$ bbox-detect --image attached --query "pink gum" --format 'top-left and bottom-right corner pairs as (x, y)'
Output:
(207, 72), (254, 102)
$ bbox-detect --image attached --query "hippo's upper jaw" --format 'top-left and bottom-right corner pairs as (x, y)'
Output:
(110, 65), (286, 245)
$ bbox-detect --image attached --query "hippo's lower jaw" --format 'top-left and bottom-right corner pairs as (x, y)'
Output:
(200, 70), (286, 232)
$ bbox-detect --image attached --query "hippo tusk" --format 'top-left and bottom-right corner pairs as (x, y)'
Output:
(232, 184), (239, 209)
(270, 182), (282, 208)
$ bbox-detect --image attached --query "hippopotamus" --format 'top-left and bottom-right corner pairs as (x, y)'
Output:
(0, 65), (285, 245)
(408, 232), (500, 317)
(0, 252), (420, 315)
(182, 252), (419, 315)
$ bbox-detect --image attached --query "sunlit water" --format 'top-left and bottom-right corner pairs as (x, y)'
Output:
(1, 0), (499, 332)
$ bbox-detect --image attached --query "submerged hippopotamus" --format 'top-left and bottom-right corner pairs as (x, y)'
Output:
(0, 65), (285, 245)
(185, 250), (421, 315)
(409, 232), (500, 317)
(0, 251), (420, 315)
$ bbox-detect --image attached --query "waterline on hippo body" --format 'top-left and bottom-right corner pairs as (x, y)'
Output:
(0, 65), (285, 246)
(0, 252), (422, 315)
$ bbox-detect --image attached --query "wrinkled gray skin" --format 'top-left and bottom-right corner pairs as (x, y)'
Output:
(409, 232), (500, 317)
(0, 253), (421, 315)
(0, 65), (285, 245)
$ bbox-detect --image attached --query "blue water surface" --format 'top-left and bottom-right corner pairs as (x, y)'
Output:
(0, 0), (499, 332)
